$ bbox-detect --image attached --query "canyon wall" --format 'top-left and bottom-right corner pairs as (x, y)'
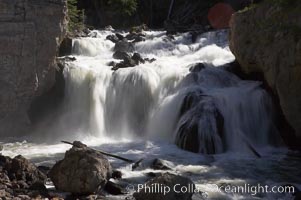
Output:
(229, 1), (301, 144)
(0, 0), (67, 136)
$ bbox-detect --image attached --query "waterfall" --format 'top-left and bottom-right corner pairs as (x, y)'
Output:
(56, 29), (281, 154)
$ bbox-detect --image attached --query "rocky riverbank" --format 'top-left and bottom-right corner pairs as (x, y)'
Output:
(0, 142), (198, 200)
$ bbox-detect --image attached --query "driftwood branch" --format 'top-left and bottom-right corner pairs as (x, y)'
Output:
(61, 140), (139, 163)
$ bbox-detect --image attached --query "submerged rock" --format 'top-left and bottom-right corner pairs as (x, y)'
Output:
(114, 41), (135, 52)
(151, 159), (172, 170)
(132, 53), (145, 64)
(133, 173), (195, 200)
(49, 145), (112, 195)
(113, 51), (131, 60)
(106, 34), (119, 43)
(175, 91), (224, 154)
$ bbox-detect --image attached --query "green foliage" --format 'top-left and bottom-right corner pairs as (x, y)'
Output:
(67, 0), (85, 33)
(108, 0), (138, 16)
(238, 3), (258, 13)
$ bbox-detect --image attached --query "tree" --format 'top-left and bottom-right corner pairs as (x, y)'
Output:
(67, 0), (85, 33)
(108, 0), (138, 16)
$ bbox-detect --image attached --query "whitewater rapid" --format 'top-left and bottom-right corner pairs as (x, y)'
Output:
(1, 29), (300, 199)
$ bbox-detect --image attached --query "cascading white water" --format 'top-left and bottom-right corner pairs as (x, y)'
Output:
(59, 29), (280, 154)
(2, 29), (299, 200)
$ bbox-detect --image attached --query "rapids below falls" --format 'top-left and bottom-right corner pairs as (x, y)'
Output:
(1, 30), (301, 199)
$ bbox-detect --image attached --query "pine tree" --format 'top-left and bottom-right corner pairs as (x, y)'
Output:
(108, 0), (138, 16)
(67, 0), (85, 33)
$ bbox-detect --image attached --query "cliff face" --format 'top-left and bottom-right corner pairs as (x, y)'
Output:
(0, 0), (67, 136)
(229, 1), (301, 142)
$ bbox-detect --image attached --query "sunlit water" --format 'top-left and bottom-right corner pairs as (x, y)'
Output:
(1, 30), (300, 199)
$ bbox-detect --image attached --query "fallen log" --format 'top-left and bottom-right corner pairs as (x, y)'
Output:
(61, 141), (144, 168)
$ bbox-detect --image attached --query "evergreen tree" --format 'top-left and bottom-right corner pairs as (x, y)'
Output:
(67, 0), (85, 33)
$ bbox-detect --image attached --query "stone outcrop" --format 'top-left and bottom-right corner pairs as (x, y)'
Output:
(0, 0), (67, 136)
(229, 1), (301, 142)
(49, 144), (112, 195)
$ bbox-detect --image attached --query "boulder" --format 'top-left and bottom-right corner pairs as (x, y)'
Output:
(0, 155), (46, 185)
(115, 33), (124, 41)
(133, 173), (195, 200)
(188, 63), (206, 73)
(151, 159), (172, 170)
(126, 33), (146, 43)
(111, 170), (122, 179)
(112, 57), (137, 71)
(113, 51), (131, 60)
(106, 34), (119, 43)
(104, 181), (127, 195)
(132, 53), (145, 64)
(175, 91), (224, 154)
(49, 145), (112, 195)
(114, 41), (135, 52)
(229, 1), (301, 145)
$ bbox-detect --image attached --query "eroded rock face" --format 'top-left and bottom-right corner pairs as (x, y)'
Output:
(49, 146), (112, 195)
(229, 1), (301, 142)
(0, 0), (67, 136)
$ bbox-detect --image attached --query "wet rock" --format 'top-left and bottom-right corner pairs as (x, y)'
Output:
(112, 170), (122, 179)
(37, 166), (50, 177)
(112, 57), (137, 71)
(126, 33), (146, 43)
(115, 33), (124, 41)
(113, 51), (131, 60)
(108, 61), (117, 67)
(189, 63), (206, 73)
(114, 41), (135, 53)
(145, 172), (162, 178)
(49, 145), (112, 195)
(106, 35), (119, 43)
(175, 92), (224, 154)
(151, 159), (172, 170)
(105, 181), (127, 195)
(133, 173), (195, 200)
(59, 37), (73, 56)
(28, 181), (47, 192)
(132, 53), (145, 64)
(144, 58), (156, 63)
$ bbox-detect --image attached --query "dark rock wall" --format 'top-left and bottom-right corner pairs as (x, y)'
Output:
(0, 0), (67, 136)
(229, 0), (301, 147)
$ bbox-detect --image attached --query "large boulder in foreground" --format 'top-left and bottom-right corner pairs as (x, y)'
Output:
(133, 173), (195, 200)
(49, 143), (112, 194)
(229, 1), (301, 144)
